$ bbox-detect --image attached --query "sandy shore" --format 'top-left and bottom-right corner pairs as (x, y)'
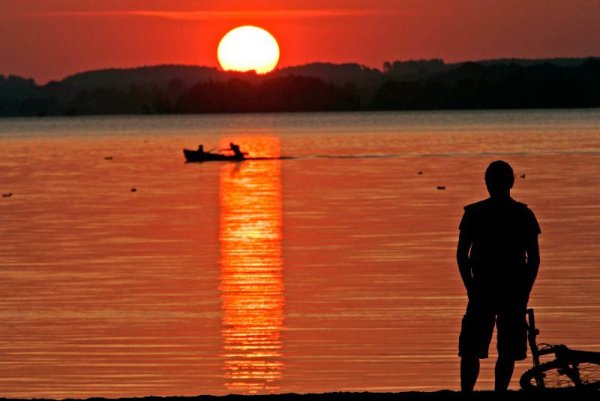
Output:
(2, 390), (599, 401)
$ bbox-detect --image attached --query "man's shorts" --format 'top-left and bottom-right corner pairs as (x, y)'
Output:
(458, 295), (528, 360)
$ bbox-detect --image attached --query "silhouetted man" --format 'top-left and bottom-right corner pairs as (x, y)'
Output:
(457, 160), (541, 392)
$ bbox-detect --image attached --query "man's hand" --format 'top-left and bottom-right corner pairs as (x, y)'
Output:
(457, 231), (474, 299)
(465, 281), (477, 301)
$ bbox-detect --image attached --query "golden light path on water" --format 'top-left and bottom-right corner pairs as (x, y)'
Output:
(218, 137), (284, 393)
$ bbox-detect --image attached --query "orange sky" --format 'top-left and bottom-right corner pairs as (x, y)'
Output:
(1, 0), (600, 83)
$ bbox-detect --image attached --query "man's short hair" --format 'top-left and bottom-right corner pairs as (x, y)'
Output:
(485, 160), (514, 194)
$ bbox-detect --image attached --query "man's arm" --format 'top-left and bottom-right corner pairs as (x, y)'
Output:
(525, 235), (540, 293)
(457, 230), (473, 298)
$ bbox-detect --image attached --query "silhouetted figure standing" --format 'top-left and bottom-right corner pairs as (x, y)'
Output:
(457, 160), (541, 392)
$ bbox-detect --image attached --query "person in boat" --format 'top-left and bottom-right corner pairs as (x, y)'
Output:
(197, 145), (205, 154)
(229, 142), (245, 158)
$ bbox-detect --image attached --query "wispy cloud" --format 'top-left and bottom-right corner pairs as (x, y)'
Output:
(19, 9), (394, 20)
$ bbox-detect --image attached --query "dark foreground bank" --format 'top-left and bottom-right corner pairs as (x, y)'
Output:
(2, 390), (598, 401)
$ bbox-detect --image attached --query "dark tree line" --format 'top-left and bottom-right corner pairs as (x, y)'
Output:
(177, 76), (360, 113)
(1, 58), (599, 116)
(371, 59), (600, 110)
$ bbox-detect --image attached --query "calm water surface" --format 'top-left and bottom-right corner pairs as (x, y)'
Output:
(0, 110), (599, 398)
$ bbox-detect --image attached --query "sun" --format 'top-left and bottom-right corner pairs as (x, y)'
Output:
(217, 26), (280, 74)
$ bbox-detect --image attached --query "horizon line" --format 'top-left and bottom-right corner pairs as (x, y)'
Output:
(4, 55), (600, 85)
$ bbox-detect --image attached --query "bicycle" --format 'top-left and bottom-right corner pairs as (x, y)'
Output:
(520, 308), (600, 390)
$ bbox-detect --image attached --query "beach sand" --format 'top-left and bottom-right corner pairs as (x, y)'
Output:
(2, 391), (598, 401)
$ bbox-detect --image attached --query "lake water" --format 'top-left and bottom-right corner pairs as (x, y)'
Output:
(0, 110), (599, 398)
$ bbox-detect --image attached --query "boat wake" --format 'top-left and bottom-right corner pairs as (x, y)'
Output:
(235, 154), (399, 161)
(312, 154), (398, 159)
(185, 154), (400, 163)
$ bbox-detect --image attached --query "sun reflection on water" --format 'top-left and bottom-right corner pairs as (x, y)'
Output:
(219, 137), (284, 394)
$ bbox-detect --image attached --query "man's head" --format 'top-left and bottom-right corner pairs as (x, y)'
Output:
(485, 160), (514, 198)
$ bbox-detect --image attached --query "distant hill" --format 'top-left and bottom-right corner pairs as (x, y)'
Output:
(278, 62), (382, 85)
(0, 75), (44, 116)
(1, 57), (599, 116)
(478, 57), (599, 67)
(57, 65), (224, 91)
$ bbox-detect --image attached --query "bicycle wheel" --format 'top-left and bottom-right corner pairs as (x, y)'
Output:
(520, 358), (600, 390)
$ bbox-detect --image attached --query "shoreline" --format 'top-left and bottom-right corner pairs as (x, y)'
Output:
(2, 390), (599, 401)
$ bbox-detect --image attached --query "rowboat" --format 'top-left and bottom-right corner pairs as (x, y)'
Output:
(183, 148), (246, 162)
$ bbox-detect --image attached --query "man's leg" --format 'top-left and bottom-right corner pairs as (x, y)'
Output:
(461, 356), (480, 392)
(495, 299), (527, 391)
(494, 355), (515, 391)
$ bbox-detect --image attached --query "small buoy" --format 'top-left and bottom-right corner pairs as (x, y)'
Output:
(417, 171), (423, 175)
(105, 156), (113, 160)
(520, 174), (526, 179)
(437, 186), (446, 190)
(131, 188), (137, 192)
(2, 193), (12, 198)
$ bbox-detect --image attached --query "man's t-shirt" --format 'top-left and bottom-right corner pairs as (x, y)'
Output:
(459, 198), (541, 294)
